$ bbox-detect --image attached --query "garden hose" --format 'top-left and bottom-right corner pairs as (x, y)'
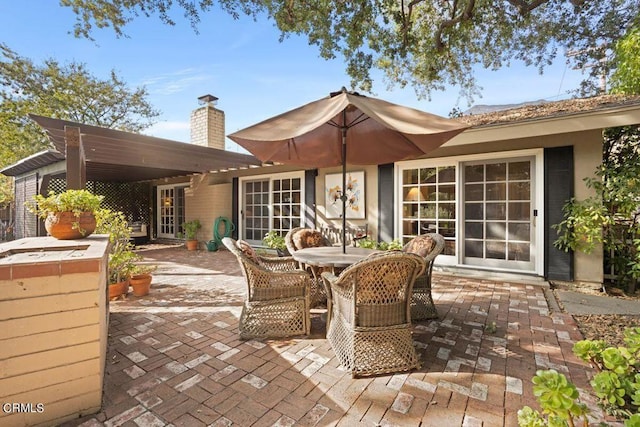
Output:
(206, 216), (235, 251)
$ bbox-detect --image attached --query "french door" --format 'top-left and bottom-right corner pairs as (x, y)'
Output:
(462, 157), (535, 270)
(157, 184), (187, 238)
(240, 174), (303, 245)
(398, 152), (539, 273)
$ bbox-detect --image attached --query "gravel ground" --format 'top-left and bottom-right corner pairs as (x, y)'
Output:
(552, 283), (640, 347)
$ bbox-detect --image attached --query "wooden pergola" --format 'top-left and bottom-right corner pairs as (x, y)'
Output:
(22, 114), (262, 185)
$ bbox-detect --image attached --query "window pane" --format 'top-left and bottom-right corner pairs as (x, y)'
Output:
(273, 180), (280, 191)
(465, 203), (483, 220)
(486, 163), (506, 181)
(403, 220), (418, 235)
(509, 161), (530, 180)
(486, 203), (506, 220)
(465, 165), (484, 182)
(465, 184), (483, 201)
(509, 223), (530, 241)
(509, 243), (530, 261)
(486, 222), (506, 240)
(439, 185), (455, 201)
(422, 203), (437, 218)
(425, 186), (437, 201)
(486, 183), (506, 200)
(438, 166), (456, 183)
(440, 221), (456, 238)
(439, 203), (455, 220)
(292, 178), (301, 190)
(444, 240), (456, 256)
(421, 168), (437, 183)
(486, 241), (506, 259)
(509, 202), (530, 220)
(508, 182), (530, 200)
(465, 240), (483, 257)
(465, 222), (483, 239)
(419, 221), (437, 233)
(403, 204), (418, 218)
(404, 169), (418, 185)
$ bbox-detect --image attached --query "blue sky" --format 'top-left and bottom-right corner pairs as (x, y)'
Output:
(1, 2), (587, 152)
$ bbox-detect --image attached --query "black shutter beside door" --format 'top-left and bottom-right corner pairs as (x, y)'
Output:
(544, 146), (574, 281)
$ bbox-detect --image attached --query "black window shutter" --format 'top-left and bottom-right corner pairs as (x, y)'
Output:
(304, 170), (317, 228)
(378, 164), (394, 243)
(232, 177), (239, 239)
(544, 146), (574, 281)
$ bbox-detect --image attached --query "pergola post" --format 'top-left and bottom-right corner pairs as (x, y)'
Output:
(65, 125), (86, 190)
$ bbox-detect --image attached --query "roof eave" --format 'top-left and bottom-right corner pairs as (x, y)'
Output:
(446, 103), (640, 147)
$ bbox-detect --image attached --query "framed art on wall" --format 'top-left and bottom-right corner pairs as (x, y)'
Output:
(325, 171), (365, 219)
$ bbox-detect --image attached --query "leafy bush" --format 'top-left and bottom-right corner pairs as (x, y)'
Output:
(263, 230), (286, 250)
(357, 237), (403, 250)
(96, 208), (141, 283)
(519, 327), (640, 426)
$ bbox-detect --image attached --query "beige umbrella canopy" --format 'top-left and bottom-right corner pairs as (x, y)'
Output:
(229, 88), (469, 251)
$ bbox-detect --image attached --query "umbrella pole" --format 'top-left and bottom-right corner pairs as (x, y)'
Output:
(341, 124), (347, 254)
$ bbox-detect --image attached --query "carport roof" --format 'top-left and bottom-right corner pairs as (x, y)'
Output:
(1, 115), (262, 182)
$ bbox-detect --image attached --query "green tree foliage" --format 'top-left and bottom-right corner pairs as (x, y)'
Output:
(0, 43), (160, 205)
(554, 125), (640, 290)
(61, 0), (639, 100)
(610, 24), (640, 95)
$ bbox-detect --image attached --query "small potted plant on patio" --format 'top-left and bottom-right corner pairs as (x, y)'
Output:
(129, 263), (157, 296)
(263, 230), (289, 256)
(27, 189), (104, 239)
(182, 219), (201, 251)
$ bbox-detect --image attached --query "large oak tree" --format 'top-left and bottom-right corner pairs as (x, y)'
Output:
(0, 44), (160, 205)
(61, 0), (639, 99)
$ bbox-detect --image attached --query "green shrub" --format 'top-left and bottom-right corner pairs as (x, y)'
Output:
(519, 327), (640, 426)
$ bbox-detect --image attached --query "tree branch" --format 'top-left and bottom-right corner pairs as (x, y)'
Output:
(506, 0), (549, 15)
(434, 0), (476, 51)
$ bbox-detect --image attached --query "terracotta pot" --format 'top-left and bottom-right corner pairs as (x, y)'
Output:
(130, 274), (152, 296)
(45, 211), (96, 240)
(109, 279), (129, 300)
(185, 240), (198, 251)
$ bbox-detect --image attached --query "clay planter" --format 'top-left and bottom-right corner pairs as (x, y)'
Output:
(185, 240), (198, 251)
(45, 211), (97, 240)
(129, 274), (152, 296)
(109, 279), (129, 300)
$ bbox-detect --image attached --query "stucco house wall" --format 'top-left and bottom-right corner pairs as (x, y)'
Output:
(185, 180), (233, 245)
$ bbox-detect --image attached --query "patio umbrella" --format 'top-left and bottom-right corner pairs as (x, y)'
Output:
(229, 88), (469, 252)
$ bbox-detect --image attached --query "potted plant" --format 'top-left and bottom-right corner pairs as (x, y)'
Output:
(26, 189), (104, 239)
(95, 208), (141, 299)
(263, 230), (289, 256)
(129, 263), (156, 296)
(182, 219), (201, 251)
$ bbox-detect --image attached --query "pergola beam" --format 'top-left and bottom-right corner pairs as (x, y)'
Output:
(64, 125), (86, 189)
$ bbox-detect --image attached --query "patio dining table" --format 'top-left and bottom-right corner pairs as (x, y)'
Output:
(291, 246), (380, 271)
(292, 246), (380, 325)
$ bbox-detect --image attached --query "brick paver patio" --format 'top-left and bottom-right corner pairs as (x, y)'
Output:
(62, 246), (601, 427)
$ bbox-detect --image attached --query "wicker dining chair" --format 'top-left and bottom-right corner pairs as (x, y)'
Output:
(321, 251), (425, 377)
(284, 227), (333, 307)
(402, 233), (445, 320)
(222, 237), (311, 339)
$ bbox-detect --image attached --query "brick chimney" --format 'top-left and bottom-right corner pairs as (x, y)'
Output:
(190, 94), (225, 150)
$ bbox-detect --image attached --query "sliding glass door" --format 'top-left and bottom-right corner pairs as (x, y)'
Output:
(462, 158), (535, 270)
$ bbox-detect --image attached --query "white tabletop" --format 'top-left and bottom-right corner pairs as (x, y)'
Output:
(292, 246), (379, 268)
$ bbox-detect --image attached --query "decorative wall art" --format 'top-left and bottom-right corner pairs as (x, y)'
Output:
(325, 171), (365, 219)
